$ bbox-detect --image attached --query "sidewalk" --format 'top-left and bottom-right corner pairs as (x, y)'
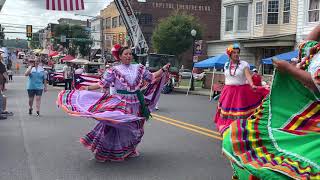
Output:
(173, 86), (211, 96)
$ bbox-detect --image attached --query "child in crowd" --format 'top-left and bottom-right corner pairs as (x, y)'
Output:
(7, 69), (13, 82)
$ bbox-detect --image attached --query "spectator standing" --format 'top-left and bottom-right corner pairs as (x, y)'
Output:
(252, 68), (262, 86)
(63, 62), (73, 90)
(0, 49), (13, 119)
(7, 69), (13, 81)
(0, 51), (8, 92)
(15, 62), (20, 73)
(24, 58), (47, 116)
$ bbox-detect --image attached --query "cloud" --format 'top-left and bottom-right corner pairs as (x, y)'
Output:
(0, 0), (112, 39)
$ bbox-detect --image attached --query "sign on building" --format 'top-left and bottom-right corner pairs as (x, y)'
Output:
(194, 40), (203, 56)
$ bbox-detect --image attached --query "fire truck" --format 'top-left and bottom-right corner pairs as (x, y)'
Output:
(114, 0), (179, 93)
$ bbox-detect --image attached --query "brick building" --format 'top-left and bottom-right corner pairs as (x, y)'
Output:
(100, 2), (128, 52)
(101, 0), (221, 67)
(131, 0), (220, 47)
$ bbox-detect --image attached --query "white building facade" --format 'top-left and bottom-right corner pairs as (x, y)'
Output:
(296, 0), (319, 43)
(208, 0), (298, 67)
(90, 16), (101, 50)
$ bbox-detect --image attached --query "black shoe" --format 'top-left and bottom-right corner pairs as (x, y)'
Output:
(36, 111), (40, 116)
(1, 111), (13, 116)
(0, 115), (7, 120)
(29, 108), (32, 115)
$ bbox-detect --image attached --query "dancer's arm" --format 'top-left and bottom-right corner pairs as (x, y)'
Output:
(80, 83), (101, 91)
(153, 63), (170, 79)
(273, 60), (318, 92)
(244, 67), (256, 89)
(306, 25), (320, 41)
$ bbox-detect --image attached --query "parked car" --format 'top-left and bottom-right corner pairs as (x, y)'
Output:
(42, 65), (53, 82)
(179, 69), (192, 79)
(48, 64), (65, 86)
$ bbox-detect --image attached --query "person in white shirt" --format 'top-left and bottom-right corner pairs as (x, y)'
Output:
(7, 69), (13, 81)
(214, 43), (266, 134)
(63, 62), (73, 90)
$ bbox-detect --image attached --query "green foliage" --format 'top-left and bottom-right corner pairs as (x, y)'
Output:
(53, 24), (92, 57)
(4, 39), (28, 49)
(29, 32), (41, 49)
(0, 27), (5, 47)
(152, 12), (202, 56)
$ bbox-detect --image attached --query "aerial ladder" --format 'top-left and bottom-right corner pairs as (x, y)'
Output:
(114, 0), (149, 55)
(0, 0), (7, 12)
(113, 0), (179, 93)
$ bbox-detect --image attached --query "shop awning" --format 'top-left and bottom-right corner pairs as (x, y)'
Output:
(49, 51), (59, 57)
(194, 54), (255, 69)
(61, 55), (75, 62)
(262, 50), (298, 64)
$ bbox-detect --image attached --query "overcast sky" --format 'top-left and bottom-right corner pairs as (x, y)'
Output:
(0, 0), (112, 39)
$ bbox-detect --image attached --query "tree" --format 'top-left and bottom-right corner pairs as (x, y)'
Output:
(152, 12), (202, 57)
(70, 25), (92, 57)
(0, 26), (5, 47)
(53, 24), (92, 57)
(30, 32), (40, 49)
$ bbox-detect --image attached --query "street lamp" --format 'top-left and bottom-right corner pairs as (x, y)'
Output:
(190, 29), (197, 91)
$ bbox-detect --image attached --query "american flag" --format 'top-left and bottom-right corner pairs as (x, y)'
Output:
(46, 0), (84, 11)
(73, 74), (100, 89)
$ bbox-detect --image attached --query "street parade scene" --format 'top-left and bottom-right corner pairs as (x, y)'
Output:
(0, 0), (319, 180)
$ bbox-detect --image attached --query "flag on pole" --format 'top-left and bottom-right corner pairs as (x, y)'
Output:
(73, 74), (100, 89)
(46, 0), (84, 11)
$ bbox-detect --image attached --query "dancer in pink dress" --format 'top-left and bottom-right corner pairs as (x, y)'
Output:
(57, 46), (170, 162)
(214, 43), (268, 134)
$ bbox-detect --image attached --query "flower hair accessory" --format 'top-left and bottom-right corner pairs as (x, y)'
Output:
(226, 43), (240, 56)
(111, 44), (122, 61)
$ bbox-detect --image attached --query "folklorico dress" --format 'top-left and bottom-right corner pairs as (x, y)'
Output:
(222, 41), (320, 179)
(214, 60), (267, 134)
(57, 64), (167, 161)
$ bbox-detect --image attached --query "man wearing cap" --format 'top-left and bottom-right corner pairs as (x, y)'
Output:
(252, 68), (262, 86)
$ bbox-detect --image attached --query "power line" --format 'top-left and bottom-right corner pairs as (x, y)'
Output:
(1, 23), (44, 28)
(3, 26), (42, 29)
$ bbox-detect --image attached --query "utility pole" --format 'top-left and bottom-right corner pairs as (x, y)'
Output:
(100, 17), (105, 65)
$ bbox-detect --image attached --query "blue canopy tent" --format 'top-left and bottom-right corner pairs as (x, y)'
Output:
(194, 54), (256, 69)
(262, 50), (298, 64)
(194, 54), (228, 69)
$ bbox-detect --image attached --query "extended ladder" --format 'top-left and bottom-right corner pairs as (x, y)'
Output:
(114, 0), (149, 55)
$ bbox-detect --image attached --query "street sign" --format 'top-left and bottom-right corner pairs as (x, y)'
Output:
(194, 40), (203, 55)
(61, 35), (66, 42)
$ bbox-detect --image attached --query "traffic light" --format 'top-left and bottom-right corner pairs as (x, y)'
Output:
(26, 25), (32, 38)
(119, 33), (125, 45)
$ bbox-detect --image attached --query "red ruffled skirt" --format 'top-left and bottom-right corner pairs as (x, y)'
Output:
(214, 84), (268, 134)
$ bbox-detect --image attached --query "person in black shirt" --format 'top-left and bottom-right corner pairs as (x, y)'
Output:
(0, 50), (13, 119)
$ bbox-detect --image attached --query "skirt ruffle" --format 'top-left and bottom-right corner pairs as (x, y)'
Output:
(222, 72), (320, 180)
(214, 84), (268, 133)
(57, 90), (144, 124)
(80, 120), (144, 162)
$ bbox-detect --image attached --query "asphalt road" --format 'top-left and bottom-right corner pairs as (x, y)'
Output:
(0, 69), (231, 180)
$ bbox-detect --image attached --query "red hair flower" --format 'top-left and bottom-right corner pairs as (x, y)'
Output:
(111, 44), (121, 61)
